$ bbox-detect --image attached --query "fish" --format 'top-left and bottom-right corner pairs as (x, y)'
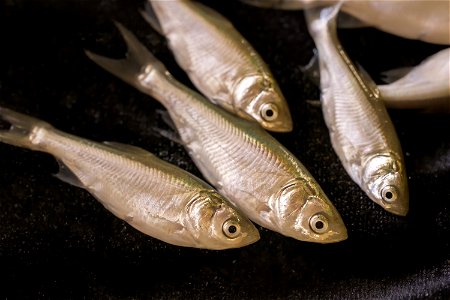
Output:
(0, 107), (260, 250)
(86, 23), (347, 243)
(304, 4), (409, 215)
(141, 0), (293, 132)
(378, 48), (450, 113)
(241, 0), (450, 45)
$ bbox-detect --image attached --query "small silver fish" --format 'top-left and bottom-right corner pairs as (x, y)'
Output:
(86, 23), (347, 243)
(0, 107), (260, 249)
(142, 0), (293, 132)
(241, 0), (450, 45)
(305, 4), (409, 215)
(379, 48), (450, 113)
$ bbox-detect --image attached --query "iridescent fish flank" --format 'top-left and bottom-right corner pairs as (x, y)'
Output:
(143, 0), (293, 132)
(0, 107), (260, 250)
(241, 0), (450, 45)
(379, 48), (450, 113)
(305, 4), (409, 215)
(86, 23), (347, 243)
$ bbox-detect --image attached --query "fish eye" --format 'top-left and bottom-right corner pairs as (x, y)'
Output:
(222, 219), (241, 239)
(309, 214), (329, 234)
(381, 185), (398, 203)
(260, 103), (279, 121)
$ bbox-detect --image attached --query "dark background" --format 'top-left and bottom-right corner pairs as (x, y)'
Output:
(1, 0), (449, 298)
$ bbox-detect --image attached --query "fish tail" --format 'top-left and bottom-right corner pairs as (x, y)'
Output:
(304, 2), (343, 37)
(240, 0), (305, 10)
(85, 22), (168, 100)
(0, 107), (51, 150)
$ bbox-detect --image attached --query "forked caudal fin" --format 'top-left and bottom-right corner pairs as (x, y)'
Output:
(304, 2), (343, 36)
(85, 22), (168, 96)
(0, 107), (51, 150)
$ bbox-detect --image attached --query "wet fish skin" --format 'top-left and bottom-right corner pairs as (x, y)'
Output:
(241, 0), (450, 45)
(305, 4), (409, 216)
(379, 48), (450, 113)
(144, 0), (293, 132)
(86, 23), (347, 243)
(0, 107), (260, 250)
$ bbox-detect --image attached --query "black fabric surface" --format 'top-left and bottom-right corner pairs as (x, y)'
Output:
(1, 0), (449, 299)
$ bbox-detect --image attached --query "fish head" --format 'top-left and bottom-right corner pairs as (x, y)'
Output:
(233, 74), (293, 132)
(185, 191), (260, 249)
(274, 178), (347, 243)
(362, 154), (409, 216)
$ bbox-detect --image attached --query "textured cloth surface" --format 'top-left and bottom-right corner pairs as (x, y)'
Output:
(1, 0), (449, 299)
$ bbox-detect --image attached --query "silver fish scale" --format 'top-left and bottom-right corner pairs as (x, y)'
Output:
(306, 4), (408, 215)
(152, 1), (270, 104)
(37, 128), (202, 224)
(85, 21), (346, 241)
(157, 75), (308, 209)
(319, 41), (394, 163)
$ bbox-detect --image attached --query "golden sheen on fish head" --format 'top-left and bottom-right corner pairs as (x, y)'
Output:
(362, 154), (409, 216)
(184, 191), (260, 249)
(274, 178), (347, 243)
(233, 74), (293, 132)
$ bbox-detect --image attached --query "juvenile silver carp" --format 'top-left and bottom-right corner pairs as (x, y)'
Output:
(143, 0), (293, 132)
(0, 107), (259, 249)
(242, 0), (450, 45)
(305, 5), (409, 215)
(379, 48), (450, 113)
(86, 23), (347, 243)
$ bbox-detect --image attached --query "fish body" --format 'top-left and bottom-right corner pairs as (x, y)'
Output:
(86, 23), (347, 243)
(0, 107), (259, 249)
(145, 0), (293, 132)
(305, 5), (409, 215)
(241, 0), (450, 45)
(379, 48), (450, 113)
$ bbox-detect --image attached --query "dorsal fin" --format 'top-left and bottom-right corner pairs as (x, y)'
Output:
(192, 2), (234, 29)
(355, 62), (380, 99)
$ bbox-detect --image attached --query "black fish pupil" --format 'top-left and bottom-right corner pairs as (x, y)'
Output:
(265, 109), (274, 117)
(385, 191), (393, 199)
(228, 225), (237, 234)
(315, 221), (324, 230)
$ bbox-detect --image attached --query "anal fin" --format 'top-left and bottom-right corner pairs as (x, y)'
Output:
(152, 127), (183, 145)
(140, 2), (163, 35)
(380, 67), (413, 84)
(300, 48), (321, 86)
(54, 160), (85, 189)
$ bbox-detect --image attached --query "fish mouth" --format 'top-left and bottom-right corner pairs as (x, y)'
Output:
(367, 183), (409, 216)
(264, 104), (294, 133)
(311, 218), (348, 244)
